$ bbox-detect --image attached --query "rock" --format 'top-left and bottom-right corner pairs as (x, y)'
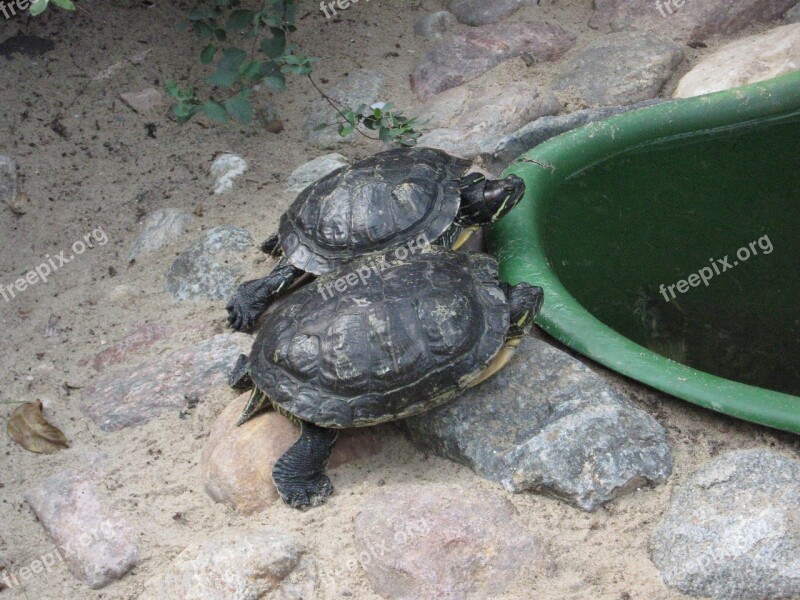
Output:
(210, 153), (247, 194)
(674, 23), (800, 98)
(23, 456), (139, 589)
(403, 336), (672, 511)
(129, 208), (194, 261)
(202, 393), (386, 514)
(489, 99), (664, 166)
(0, 155), (16, 207)
(79, 322), (172, 372)
(285, 153), (350, 195)
(142, 528), (317, 600)
(412, 21), (576, 100)
(254, 99), (283, 133)
(306, 70), (386, 148)
(82, 333), (252, 431)
(416, 60), (561, 157)
(446, 0), (531, 26)
(119, 88), (163, 115)
(651, 449), (800, 599)
(165, 226), (253, 301)
(788, 2), (800, 22)
(552, 31), (684, 108)
(413, 11), (456, 38)
(590, 0), (796, 41)
(355, 484), (541, 599)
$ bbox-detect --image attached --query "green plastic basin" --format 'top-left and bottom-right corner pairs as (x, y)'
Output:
(488, 71), (800, 434)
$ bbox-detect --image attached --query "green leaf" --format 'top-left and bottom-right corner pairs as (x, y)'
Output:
(226, 9), (254, 32)
(224, 96), (254, 125)
(260, 30), (286, 59)
(193, 22), (214, 39)
(344, 111), (356, 126)
(207, 69), (239, 88)
(214, 28), (228, 41)
(281, 64), (309, 75)
(51, 0), (75, 9)
(219, 47), (248, 71)
(188, 9), (214, 20)
(313, 123), (329, 131)
(200, 44), (217, 64)
(164, 80), (180, 98)
(338, 124), (355, 137)
(202, 101), (229, 122)
(379, 127), (392, 142)
(281, 54), (301, 65)
(264, 73), (286, 90)
(29, 0), (49, 16)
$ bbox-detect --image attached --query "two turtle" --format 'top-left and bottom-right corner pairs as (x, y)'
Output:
(226, 147), (543, 509)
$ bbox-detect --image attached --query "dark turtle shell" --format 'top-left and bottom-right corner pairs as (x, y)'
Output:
(247, 246), (509, 428)
(278, 147), (471, 274)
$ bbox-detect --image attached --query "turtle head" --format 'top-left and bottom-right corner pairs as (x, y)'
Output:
(458, 173), (526, 226)
(507, 282), (544, 338)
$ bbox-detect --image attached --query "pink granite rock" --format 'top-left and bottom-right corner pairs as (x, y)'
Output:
(354, 484), (542, 599)
(79, 323), (172, 372)
(416, 62), (561, 157)
(590, 0), (796, 41)
(23, 457), (139, 589)
(411, 21), (576, 100)
(202, 393), (386, 514)
(82, 333), (252, 431)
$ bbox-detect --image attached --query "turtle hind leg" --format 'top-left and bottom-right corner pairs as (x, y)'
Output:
(273, 421), (338, 509)
(226, 257), (304, 332)
(260, 233), (281, 256)
(228, 354), (253, 390)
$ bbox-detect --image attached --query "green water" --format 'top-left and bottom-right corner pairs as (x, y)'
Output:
(544, 113), (800, 396)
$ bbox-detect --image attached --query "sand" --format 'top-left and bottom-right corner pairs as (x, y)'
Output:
(1, 1), (798, 598)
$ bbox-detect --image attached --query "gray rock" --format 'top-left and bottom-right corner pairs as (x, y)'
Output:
(412, 21), (576, 100)
(119, 88), (163, 115)
(0, 155), (16, 206)
(591, 0), (796, 41)
(23, 456), (139, 589)
(651, 449), (800, 599)
(403, 336), (672, 511)
(354, 484), (542, 599)
(129, 208), (194, 261)
(552, 31), (684, 108)
(413, 11), (456, 38)
(788, 2), (800, 22)
(165, 226), (253, 301)
(447, 0), (530, 26)
(82, 333), (252, 431)
(416, 60), (561, 157)
(489, 99), (665, 167)
(142, 528), (317, 600)
(285, 153), (350, 195)
(306, 70), (386, 148)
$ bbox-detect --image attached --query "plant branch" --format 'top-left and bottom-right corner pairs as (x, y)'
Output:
(306, 74), (379, 140)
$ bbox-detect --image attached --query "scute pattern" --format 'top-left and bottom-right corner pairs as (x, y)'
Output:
(248, 247), (510, 428)
(278, 148), (471, 274)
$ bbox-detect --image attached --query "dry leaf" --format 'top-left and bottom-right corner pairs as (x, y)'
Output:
(7, 401), (69, 454)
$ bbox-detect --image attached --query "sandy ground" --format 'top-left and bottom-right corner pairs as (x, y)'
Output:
(1, 1), (798, 598)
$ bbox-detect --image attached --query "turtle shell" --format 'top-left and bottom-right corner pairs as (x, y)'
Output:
(247, 246), (509, 428)
(278, 147), (471, 274)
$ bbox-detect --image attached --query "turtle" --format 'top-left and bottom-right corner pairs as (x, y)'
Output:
(228, 245), (544, 509)
(226, 146), (526, 332)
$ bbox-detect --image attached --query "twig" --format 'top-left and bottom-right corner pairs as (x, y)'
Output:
(306, 74), (379, 140)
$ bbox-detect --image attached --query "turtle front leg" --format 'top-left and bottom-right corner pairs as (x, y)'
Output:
(259, 233), (281, 256)
(226, 257), (304, 332)
(273, 421), (338, 509)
